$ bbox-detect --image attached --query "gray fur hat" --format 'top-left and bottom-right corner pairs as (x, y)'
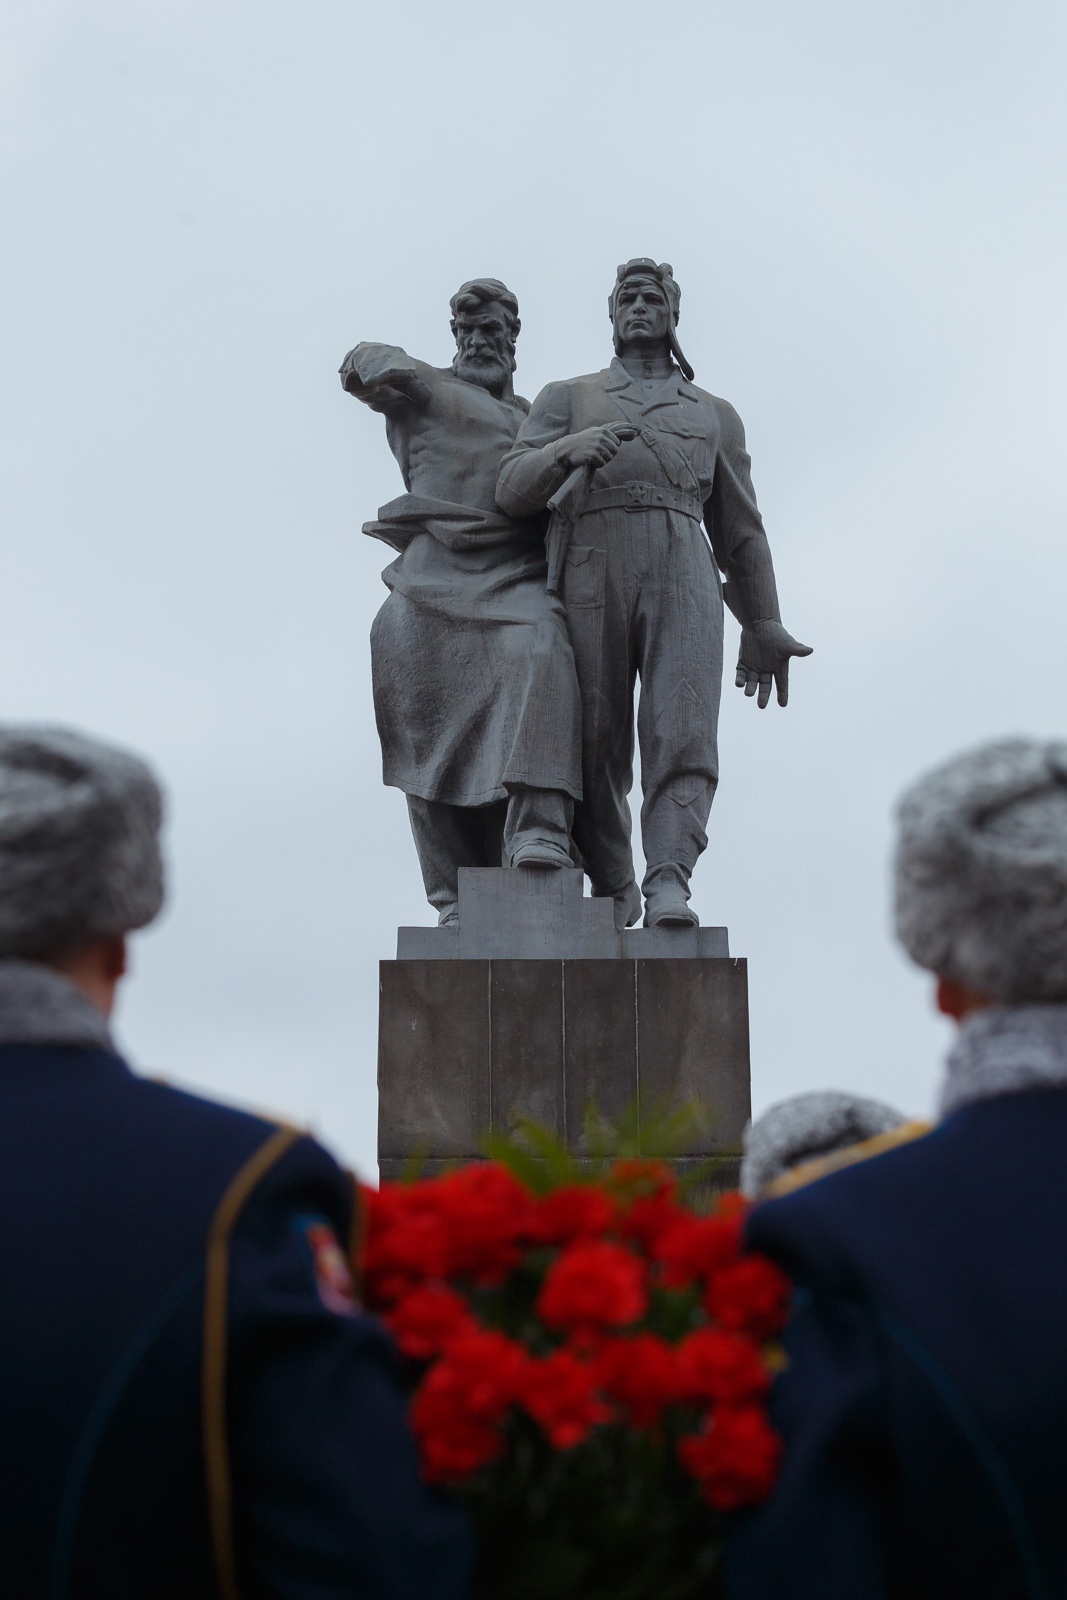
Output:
(740, 1091), (905, 1199)
(0, 725), (165, 958)
(894, 737), (1067, 1002)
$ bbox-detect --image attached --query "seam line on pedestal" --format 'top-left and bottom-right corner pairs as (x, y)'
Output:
(634, 960), (640, 1152)
(487, 960), (493, 1135)
(560, 961), (567, 1147)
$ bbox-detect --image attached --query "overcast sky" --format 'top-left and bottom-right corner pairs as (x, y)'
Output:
(2, 0), (1065, 1178)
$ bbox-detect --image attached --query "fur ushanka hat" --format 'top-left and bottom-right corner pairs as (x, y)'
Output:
(740, 1091), (906, 1199)
(894, 736), (1067, 1003)
(0, 725), (164, 958)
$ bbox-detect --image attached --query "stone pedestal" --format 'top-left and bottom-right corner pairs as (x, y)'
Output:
(378, 869), (750, 1194)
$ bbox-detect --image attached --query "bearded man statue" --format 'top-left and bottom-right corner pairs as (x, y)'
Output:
(339, 279), (583, 925)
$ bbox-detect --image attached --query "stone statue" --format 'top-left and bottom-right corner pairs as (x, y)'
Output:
(339, 279), (582, 925)
(497, 258), (811, 929)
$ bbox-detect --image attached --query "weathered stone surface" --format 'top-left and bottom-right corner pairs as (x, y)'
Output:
(637, 960), (751, 1155)
(378, 952), (750, 1174)
(564, 960), (637, 1152)
(490, 961), (564, 1138)
(377, 961), (489, 1160)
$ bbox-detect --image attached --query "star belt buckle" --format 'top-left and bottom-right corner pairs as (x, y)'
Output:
(626, 482), (653, 508)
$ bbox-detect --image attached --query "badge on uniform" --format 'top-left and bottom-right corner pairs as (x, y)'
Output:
(296, 1216), (360, 1315)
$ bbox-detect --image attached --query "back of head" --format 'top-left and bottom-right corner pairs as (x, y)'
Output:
(894, 736), (1067, 1003)
(0, 725), (165, 959)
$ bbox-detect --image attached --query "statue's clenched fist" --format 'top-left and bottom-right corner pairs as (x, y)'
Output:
(557, 424), (638, 470)
(338, 345), (432, 408)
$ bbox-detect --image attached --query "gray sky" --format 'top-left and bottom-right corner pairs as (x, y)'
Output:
(3, 0), (1065, 1178)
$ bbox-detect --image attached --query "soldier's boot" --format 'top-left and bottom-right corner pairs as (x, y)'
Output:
(642, 863), (699, 928)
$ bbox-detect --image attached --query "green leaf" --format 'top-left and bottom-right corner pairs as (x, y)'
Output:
(397, 1139), (433, 1183)
(480, 1116), (581, 1191)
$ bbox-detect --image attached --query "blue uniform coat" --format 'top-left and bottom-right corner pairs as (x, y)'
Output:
(0, 1039), (472, 1599)
(724, 1088), (1067, 1599)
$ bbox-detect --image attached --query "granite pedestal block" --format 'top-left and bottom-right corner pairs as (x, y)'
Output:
(379, 869), (750, 1195)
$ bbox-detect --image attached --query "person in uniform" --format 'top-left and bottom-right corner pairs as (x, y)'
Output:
(339, 278), (583, 925)
(0, 724), (472, 1599)
(496, 259), (811, 928)
(724, 735), (1067, 1600)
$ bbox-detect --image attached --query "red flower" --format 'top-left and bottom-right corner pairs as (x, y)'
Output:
(439, 1327), (531, 1421)
(435, 1164), (535, 1284)
(608, 1158), (678, 1198)
(384, 1283), (477, 1361)
(537, 1240), (648, 1333)
(705, 1255), (791, 1340)
(654, 1213), (745, 1289)
(678, 1406), (782, 1510)
(528, 1185), (617, 1247)
(676, 1328), (772, 1405)
(609, 1160), (683, 1253)
(412, 1394), (503, 1484)
(519, 1349), (611, 1448)
(410, 1328), (530, 1484)
(596, 1333), (681, 1427)
(363, 1183), (451, 1303)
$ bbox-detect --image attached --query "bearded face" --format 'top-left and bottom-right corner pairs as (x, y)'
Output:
(451, 303), (516, 394)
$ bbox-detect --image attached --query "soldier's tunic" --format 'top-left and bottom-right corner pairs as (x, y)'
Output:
(497, 358), (781, 900)
(0, 962), (471, 1599)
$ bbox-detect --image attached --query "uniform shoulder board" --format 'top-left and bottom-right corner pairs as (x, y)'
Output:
(763, 1119), (934, 1200)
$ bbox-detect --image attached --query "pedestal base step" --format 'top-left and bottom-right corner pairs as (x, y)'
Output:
(398, 867), (728, 960)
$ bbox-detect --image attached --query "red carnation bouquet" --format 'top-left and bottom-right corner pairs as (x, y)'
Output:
(362, 1126), (789, 1599)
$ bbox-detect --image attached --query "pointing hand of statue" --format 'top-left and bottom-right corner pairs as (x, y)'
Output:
(735, 621), (813, 709)
(559, 424), (639, 470)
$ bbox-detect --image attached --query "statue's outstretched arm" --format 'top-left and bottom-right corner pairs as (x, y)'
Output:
(338, 342), (433, 413)
(707, 402), (812, 710)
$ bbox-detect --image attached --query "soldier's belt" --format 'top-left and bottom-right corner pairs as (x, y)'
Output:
(579, 482), (703, 520)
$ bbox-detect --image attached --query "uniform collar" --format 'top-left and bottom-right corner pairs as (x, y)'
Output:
(0, 958), (114, 1051)
(940, 1003), (1067, 1116)
(601, 357), (701, 409)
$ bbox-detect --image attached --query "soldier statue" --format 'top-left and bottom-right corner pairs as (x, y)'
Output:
(340, 279), (582, 926)
(497, 258), (812, 929)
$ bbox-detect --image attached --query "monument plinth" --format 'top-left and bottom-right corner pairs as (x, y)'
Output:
(378, 869), (750, 1193)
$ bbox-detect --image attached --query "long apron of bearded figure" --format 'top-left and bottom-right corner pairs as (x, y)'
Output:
(366, 494), (583, 810)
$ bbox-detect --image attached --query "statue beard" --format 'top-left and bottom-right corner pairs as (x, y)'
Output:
(452, 343), (515, 395)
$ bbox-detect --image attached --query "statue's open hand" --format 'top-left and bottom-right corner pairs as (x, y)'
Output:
(338, 347), (432, 407)
(559, 424), (638, 470)
(735, 620), (813, 709)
